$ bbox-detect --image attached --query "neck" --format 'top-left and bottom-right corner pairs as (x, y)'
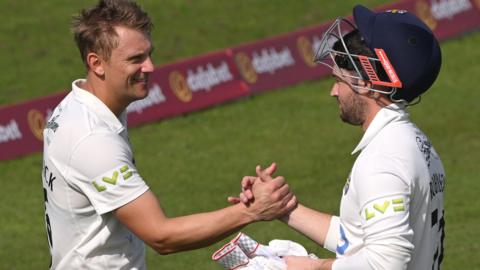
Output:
(361, 95), (392, 131)
(81, 73), (127, 117)
(361, 107), (379, 131)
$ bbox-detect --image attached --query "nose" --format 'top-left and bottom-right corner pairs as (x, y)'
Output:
(142, 56), (155, 73)
(330, 82), (339, 97)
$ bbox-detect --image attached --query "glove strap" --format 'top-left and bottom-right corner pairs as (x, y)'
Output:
(212, 242), (250, 270)
(231, 232), (260, 257)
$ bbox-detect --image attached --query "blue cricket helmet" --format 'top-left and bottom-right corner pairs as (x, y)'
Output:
(353, 5), (442, 102)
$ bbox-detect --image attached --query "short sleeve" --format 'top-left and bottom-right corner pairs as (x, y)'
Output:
(344, 154), (414, 269)
(354, 154), (411, 225)
(67, 132), (149, 214)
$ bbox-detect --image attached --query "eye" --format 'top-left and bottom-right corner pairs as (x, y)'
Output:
(128, 54), (147, 64)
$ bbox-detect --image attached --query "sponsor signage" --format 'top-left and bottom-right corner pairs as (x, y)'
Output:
(127, 50), (249, 127)
(0, 92), (66, 160)
(370, 0), (480, 40)
(0, 120), (22, 144)
(231, 24), (332, 93)
(412, 0), (480, 39)
(1, 0), (479, 161)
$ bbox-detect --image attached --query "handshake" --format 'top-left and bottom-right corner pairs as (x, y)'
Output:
(227, 163), (298, 222)
(210, 163), (319, 269)
(212, 232), (317, 270)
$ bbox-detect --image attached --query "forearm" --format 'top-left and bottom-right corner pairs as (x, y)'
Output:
(153, 203), (255, 254)
(282, 204), (333, 246)
(285, 256), (335, 270)
(117, 177), (296, 255)
(315, 259), (335, 270)
(116, 191), (257, 255)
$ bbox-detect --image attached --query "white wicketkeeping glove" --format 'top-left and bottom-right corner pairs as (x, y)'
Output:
(212, 242), (250, 270)
(268, 239), (319, 259)
(212, 232), (318, 270)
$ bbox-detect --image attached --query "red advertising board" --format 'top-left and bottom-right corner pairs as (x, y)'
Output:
(410, 0), (480, 39)
(0, 92), (66, 160)
(374, 0), (480, 40)
(126, 50), (249, 127)
(231, 25), (332, 93)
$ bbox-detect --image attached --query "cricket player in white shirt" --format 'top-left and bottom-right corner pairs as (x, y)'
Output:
(233, 5), (445, 270)
(41, 1), (297, 269)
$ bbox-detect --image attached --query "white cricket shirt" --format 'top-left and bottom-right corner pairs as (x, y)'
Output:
(323, 104), (446, 270)
(42, 79), (149, 269)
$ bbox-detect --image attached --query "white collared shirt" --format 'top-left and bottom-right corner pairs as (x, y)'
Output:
(325, 104), (446, 270)
(42, 79), (149, 269)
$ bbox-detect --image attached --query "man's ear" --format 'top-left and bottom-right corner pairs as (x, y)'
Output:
(86, 52), (105, 77)
(356, 79), (372, 95)
(371, 90), (381, 99)
(363, 80), (381, 98)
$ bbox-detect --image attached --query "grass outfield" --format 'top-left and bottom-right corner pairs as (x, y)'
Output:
(1, 1), (479, 269)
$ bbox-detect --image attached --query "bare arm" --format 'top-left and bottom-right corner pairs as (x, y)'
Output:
(284, 256), (334, 270)
(280, 205), (337, 270)
(253, 165), (334, 246)
(115, 175), (297, 255)
(115, 190), (254, 254)
(281, 204), (333, 247)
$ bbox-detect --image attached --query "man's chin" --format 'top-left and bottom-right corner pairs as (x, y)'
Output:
(137, 91), (149, 100)
(340, 114), (351, 125)
(340, 114), (363, 126)
(134, 82), (149, 97)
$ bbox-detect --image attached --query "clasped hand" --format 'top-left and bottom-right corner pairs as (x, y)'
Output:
(228, 163), (297, 221)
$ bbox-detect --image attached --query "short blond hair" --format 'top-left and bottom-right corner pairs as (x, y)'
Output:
(72, 0), (153, 67)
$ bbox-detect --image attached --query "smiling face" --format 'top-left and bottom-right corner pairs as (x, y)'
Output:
(102, 26), (155, 105)
(330, 68), (368, 126)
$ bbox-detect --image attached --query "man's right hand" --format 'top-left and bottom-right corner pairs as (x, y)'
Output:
(230, 163), (297, 221)
(228, 163), (277, 205)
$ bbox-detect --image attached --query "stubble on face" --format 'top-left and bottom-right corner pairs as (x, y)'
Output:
(338, 88), (367, 126)
(331, 69), (367, 126)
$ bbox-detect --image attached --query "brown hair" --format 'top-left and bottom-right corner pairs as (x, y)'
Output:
(333, 30), (388, 83)
(72, 0), (153, 67)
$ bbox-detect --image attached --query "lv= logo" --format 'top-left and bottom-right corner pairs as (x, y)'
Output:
(92, 165), (133, 192)
(364, 198), (405, 221)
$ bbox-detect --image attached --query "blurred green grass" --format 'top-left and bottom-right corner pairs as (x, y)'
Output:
(0, 0), (479, 269)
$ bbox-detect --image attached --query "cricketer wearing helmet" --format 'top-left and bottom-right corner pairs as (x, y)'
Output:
(236, 5), (445, 270)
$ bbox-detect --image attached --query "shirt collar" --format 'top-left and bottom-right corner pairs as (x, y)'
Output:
(72, 79), (127, 133)
(351, 103), (409, 155)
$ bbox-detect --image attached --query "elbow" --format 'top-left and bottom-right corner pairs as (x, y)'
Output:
(154, 247), (175, 256)
(143, 221), (182, 255)
(150, 237), (179, 255)
(142, 220), (192, 255)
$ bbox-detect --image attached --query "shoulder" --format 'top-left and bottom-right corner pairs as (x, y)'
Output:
(351, 121), (430, 198)
(56, 93), (110, 135)
(46, 101), (130, 179)
(381, 121), (422, 153)
(365, 120), (429, 169)
(69, 132), (132, 177)
(46, 93), (118, 158)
